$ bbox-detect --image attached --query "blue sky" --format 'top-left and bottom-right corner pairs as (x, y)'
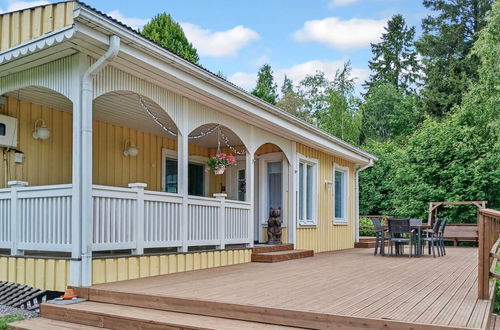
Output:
(0, 0), (429, 92)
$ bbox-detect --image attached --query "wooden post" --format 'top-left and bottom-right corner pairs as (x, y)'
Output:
(478, 212), (489, 299)
(179, 99), (189, 252)
(8, 181), (28, 256)
(129, 183), (147, 255)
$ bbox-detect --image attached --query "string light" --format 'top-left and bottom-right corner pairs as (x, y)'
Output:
(138, 95), (246, 154)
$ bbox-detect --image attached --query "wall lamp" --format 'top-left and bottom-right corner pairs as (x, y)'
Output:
(124, 141), (139, 157)
(32, 119), (50, 140)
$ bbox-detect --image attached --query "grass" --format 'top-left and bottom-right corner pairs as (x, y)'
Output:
(0, 315), (24, 330)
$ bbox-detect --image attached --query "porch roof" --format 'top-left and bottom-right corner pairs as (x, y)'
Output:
(0, 1), (377, 165)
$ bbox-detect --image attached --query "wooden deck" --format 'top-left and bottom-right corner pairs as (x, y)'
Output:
(72, 247), (493, 329)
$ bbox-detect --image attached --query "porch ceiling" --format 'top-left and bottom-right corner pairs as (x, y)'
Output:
(5, 87), (242, 148)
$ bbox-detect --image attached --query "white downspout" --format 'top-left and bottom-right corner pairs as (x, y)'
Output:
(80, 35), (120, 286)
(354, 159), (374, 244)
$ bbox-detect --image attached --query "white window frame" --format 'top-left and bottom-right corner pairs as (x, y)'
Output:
(297, 154), (318, 227)
(161, 148), (209, 197)
(333, 163), (349, 225)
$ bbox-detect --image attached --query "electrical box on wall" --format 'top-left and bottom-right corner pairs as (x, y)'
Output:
(0, 114), (18, 148)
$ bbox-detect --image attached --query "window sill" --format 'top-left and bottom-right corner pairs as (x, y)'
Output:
(298, 222), (317, 228)
(333, 219), (348, 226)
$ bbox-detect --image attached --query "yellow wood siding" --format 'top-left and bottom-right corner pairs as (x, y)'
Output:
(92, 249), (251, 285)
(0, 97), (215, 191)
(0, 97), (72, 187)
(0, 1), (75, 51)
(0, 256), (70, 291)
(295, 143), (356, 253)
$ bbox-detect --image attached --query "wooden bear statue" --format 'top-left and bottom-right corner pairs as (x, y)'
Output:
(267, 207), (282, 244)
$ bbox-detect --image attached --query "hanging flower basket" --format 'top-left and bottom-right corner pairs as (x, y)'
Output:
(206, 153), (236, 175)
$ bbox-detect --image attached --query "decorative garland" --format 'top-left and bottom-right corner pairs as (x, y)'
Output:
(138, 95), (246, 154)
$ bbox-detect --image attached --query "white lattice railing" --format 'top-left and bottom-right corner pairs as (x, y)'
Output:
(0, 182), (73, 253)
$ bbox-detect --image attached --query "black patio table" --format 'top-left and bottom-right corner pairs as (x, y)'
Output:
(381, 223), (431, 257)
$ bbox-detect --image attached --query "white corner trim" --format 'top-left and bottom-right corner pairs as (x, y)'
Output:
(333, 163), (349, 225)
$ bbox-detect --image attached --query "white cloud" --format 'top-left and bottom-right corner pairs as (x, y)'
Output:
(293, 17), (387, 49)
(107, 10), (149, 31)
(180, 23), (260, 57)
(251, 55), (271, 67)
(329, 0), (359, 8)
(1, 0), (48, 13)
(229, 59), (369, 92)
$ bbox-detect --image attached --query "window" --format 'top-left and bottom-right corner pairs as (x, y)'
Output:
(161, 149), (208, 196)
(237, 169), (246, 201)
(333, 164), (348, 225)
(267, 161), (282, 210)
(297, 155), (318, 226)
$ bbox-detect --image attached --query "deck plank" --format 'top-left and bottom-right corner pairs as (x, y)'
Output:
(87, 247), (490, 329)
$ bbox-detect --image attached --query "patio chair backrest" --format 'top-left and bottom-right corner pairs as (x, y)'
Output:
(388, 218), (411, 235)
(431, 218), (442, 234)
(371, 217), (384, 232)
(438, 218), (448, 235)
(410, 219), (422, 226)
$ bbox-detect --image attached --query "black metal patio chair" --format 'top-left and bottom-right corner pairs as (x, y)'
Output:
(421, 218), (443, 258)
(438, 218), (449, 256)
(387, 218), (414, 257)
(371, 217), (388, 256)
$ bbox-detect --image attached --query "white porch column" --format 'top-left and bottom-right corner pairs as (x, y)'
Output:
(245, 151), (254, 247)
(288, 142), (297, 247)
(178, 97), (189, 252)
(69, 53), (85, 287)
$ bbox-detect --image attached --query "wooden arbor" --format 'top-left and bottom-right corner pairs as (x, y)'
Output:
(427, 201), (487, 225)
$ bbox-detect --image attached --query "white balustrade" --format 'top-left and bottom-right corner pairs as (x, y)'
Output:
(0, 182), (73, 253)
(0, 182), (252, 255)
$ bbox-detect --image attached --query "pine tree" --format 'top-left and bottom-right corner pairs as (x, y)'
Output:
(364, 14), (420, 94)
(141, 13), (199, 64)
(251, 64), (278, 105)
(416, 0), (492, 117)
(281, 75), (294, 95)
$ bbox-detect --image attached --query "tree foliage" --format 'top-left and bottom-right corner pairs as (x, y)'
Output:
(360, 1), (500, 221)
(252, 64), (279, 105)
(365, 14), (421, 94)
(141, 13), (199, 64)
(361, 83), (420, 141)
(416, 0), (492, 117)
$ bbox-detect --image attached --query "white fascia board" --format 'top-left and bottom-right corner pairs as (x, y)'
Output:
(73, 6), (377, 164)
(0, 25), (76, 65)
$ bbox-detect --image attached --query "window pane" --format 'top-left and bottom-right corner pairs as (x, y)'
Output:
(165, 159), (178, 193)
(335, 171), (344, 218)
(188, 163), (204, 196)
(238, 169), (245, 201)
(306, 164), (313, 220)
(299, 162), (304, 220)
(267, 162), (282, 210)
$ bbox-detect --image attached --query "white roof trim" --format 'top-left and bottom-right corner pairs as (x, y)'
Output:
(0, 26), (75, 64)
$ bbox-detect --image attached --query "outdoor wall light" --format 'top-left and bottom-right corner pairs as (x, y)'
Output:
(32, 119), (50, 140)
(124, 141), (139, 157)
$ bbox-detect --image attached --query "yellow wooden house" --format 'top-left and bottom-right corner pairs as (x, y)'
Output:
(0, 1), (376, 291)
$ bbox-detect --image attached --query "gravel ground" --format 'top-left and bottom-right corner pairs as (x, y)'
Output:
(0, 305), (38, 319)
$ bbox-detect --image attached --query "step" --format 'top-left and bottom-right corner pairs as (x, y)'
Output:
(251, 249), (314, 263)
(252, 243), (294, 253)
(40, 301), (304, 330)
(8, 317), (108, 330)
(358, 236), (376, 243)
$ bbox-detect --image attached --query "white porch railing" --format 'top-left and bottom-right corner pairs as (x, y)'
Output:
(0, 182), (73, 253)
(92, 184), (251, 252)
(0, 183), (252, 255)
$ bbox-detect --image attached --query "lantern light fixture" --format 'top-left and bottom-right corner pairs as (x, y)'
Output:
(32, 119), (50, 140)
(124, 141), (139, 157)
